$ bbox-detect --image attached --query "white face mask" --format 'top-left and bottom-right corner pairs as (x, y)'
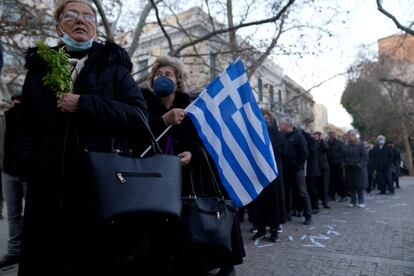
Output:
(60, 31), (95, 51)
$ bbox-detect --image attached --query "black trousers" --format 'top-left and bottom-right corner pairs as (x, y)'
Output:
(306, 177), (319, 210)
(285, 168), (312, 218)
(377, 168), (393, 194)
(318, 170), (330, 205)
(329, 163), (346, 199)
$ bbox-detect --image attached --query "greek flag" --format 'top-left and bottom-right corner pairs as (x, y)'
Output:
(187, 58), (278, 207)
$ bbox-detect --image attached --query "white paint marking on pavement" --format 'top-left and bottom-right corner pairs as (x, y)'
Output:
(323, 225), (334, 230)
(332, 219), (346, 223)
(254, 236), (274, 248)
(327, 230), (340, 236)
(300, 235), (307, 240)
(288, 236), (293, 241)
(309, 226), (317, 230)
(391, 203), (408, 207)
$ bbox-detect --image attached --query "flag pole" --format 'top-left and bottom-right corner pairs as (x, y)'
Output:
(140, 98), (198, 158)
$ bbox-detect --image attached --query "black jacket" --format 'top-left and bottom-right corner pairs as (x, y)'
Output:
(303, 131), (321, 177)
(371, 144), (394, 171)
(3, 103), (21, 176)
(327, 138), (344, 165)
(16, 41), (148, 276)
(284, 129), (309, 171)
(317, 139), (330, 171)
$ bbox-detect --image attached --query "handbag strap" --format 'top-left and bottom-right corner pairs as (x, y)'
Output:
(199, 147), (225, 200)
(133, 107), (163, 156)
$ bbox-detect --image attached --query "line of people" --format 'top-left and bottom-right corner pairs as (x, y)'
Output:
(242, 123), (402, 242)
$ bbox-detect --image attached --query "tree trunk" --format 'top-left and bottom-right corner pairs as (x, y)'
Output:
(226, 0), (238, 61)
(402, 123), (414, 176)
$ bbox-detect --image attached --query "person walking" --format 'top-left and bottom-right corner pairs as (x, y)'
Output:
(389, 142), (401, 189)
(327, 130), (346, 202)
(0, 95), (26, 269)
(343, 130), (368, 208)
(371, 135), (394, 195)
(279, 117), (312, 225)
(14, 1), (148, 275)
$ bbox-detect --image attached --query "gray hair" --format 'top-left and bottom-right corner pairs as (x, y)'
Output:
(279, 116), (295, 127)
(148, 55), (187, 93)
(377, 135), (385, 140)
(347, 129), (358, 135)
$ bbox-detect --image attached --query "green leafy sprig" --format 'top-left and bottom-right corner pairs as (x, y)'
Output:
(35, 41), (71, 98)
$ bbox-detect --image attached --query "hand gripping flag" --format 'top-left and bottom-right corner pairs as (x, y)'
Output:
(187, 58), (278, 207)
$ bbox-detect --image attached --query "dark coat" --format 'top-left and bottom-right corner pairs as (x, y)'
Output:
(317, 140), (330, 171)
(343, 142), (368, 190)
(371, 144), (394, 171)
(327, 138), (344, 165)
(303, 131), (321, 177)
(15, 41), (148, 276)
(284, 129), (309, 171)
(266, 124), (287, 225)
(3, 103), (21, 176)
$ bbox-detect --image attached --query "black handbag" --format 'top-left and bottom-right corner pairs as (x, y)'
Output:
(83, 109), (182, 220)
(181, 147), (237, 252)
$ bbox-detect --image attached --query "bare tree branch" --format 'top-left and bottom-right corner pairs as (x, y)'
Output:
(247, 17), (285, 78)
(151, 0), (174, 54)
(128, 0), (153, 57)
(91, 0), (115, 41)
(376, 0), (414, 35)
(171, 0), (296, 56)
(380, 77), (414, 88)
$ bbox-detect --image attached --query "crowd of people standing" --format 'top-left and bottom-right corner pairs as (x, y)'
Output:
(243, 124), (402, 242)
(0, 0), (404, 275)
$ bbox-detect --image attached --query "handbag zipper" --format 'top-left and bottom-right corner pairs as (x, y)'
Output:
(116, 172), (162, 183)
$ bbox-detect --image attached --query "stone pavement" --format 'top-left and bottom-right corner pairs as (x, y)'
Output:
(236, 177), (414, 276)
(0, 177), (413, 275)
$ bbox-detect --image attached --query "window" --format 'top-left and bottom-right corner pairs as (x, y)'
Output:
(278, 89), (283, 111)
(269, 84), (274, 107)
(257, 77), (263, 102)
(209, 52), (217, 80)
(137, 59), (149, 80)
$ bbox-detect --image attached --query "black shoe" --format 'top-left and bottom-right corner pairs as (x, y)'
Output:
(303, 217), (312, 225)
(270, 231), (280, 242)
(0, 255), (20, 268)
(323, 204), (330, 209)
(252, 230), (266, 240)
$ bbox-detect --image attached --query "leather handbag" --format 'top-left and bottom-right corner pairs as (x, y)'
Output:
(83, 109), (182, 220)
(181, 147), (237, 252)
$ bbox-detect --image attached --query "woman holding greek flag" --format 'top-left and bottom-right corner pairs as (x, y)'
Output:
(142, 56), (244, 276)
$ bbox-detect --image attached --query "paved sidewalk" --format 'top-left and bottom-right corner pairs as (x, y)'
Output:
(0, 177), (413, 275)
(237, 176), (414, 276)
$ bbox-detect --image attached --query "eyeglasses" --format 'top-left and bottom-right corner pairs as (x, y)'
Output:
(60, 11), (96, 24)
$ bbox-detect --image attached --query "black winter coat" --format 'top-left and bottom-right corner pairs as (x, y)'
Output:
(372, 144), (394, 171)
(327, 138), (344, 165)
(15, 41), (148, 276)
(303, 131), (321, 177)
(343, 142), (368, 190)
(3, 103), (21, 176)
(284, 129), (309, 171)
(317, 140), (330, 171)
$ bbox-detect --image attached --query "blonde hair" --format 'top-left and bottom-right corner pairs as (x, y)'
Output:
(54, 0), (97, 22)
(148, 56), (187, 93)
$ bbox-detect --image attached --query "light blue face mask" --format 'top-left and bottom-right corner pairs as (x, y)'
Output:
(60, 31), (94, 51)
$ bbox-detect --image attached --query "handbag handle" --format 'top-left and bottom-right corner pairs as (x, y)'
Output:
(198, 147), (225, 200)
(133, 107), (163, 157)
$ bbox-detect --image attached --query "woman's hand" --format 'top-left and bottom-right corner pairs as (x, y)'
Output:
(162, 108), (186, 125)
(178, 151), (192, 166)
(57, 93), (80, 113)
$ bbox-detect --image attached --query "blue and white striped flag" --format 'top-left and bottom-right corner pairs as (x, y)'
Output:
(187, 58), (278, 207)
